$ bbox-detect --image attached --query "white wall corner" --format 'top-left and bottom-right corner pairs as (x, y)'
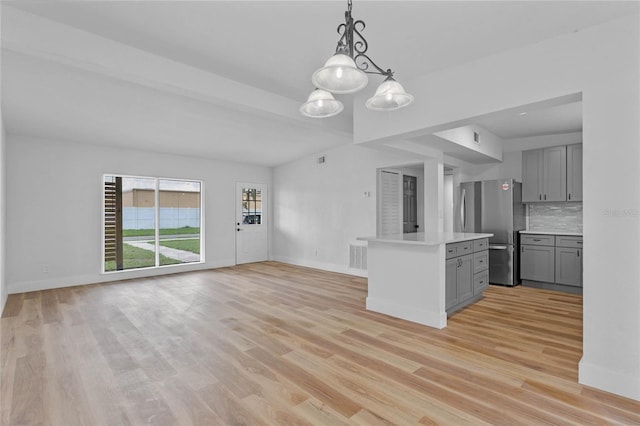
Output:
(579, 358), (640, 401)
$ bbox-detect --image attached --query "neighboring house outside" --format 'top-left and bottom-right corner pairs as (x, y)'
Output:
(123, 189), (201, 230)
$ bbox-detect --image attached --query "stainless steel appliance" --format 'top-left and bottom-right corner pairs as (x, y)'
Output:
(455, 179), (526, 286)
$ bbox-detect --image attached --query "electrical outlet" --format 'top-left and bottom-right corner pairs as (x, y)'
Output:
(42, 264), (49, 273)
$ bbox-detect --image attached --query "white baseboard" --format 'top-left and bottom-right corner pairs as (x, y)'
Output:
(271, 255), (367, 278)
(366, 296), (447, 329)
(8, 259), (235, 294)
(7, 256), (364, 295)
(579, 357), (640, 401)
(1, 290), (7, 316)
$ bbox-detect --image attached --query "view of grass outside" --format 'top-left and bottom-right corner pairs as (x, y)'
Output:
(105, 243), (181, 272)
(123, 226), (200, 238)
(158, 238), (200, 254)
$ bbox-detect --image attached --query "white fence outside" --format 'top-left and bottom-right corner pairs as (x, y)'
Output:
(123, 207), (200, 230)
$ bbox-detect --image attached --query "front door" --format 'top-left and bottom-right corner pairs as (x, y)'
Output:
(236, 183), (268, 264)
(403, 175), (418, 233)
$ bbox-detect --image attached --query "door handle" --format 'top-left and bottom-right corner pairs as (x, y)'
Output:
(237, 228), (243, 232)
(489, 245), (508, 250)
(460, 189), (466, 231)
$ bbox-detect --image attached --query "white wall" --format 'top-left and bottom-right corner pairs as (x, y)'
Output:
(0, 117), (6, 314)
(443, 174), (453, 232)
(354, 16), (640, 400)
(272, 143), (424, 275)
(435, 125), (503, 161)
(5, 135), (272, 293)
(0, 6), (6, 312)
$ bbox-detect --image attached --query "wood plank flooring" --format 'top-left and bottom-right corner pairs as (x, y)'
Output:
(1, 262), (639, 425)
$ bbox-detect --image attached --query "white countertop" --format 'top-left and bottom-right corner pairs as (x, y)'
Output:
(357, 232), (493, 246)
(520, 230), (583, 237)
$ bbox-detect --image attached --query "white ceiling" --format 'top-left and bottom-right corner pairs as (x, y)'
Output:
(475, 101), (583, 140)
(2, 1), (637, 166)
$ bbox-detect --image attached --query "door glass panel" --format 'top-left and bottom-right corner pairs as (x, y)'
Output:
(158, 179), (202, 266)
(242, 188), (262, 225)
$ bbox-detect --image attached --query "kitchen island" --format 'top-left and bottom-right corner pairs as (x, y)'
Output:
(357, 232), (493, 329)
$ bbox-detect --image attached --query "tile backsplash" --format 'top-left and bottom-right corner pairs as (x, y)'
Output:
(527, 203), (583, 233)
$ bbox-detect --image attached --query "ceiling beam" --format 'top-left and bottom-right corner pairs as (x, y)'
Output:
(1, 6), (353, 137)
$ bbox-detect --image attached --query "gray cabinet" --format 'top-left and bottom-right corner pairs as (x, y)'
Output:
(521, 244), (555, 282)
(520, 233), (583, 290)
(555, 236), (583, 286)
(445, 254), (473, 310)
(446, 258), (459, 308)
(522, 149), (543, 202)
(543, 145), (567, 202)
(446, 238), (488, 313)
(458, 255), (474, 302)
(522, 144), (580, 203)
(555, 247), (582, 286)
(567, 144), (583, 202)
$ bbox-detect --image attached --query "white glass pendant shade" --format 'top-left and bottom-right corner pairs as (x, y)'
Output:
(365, 78), (414, 111)
(311, 53), (368, 94)
(300, 89), (344, 118)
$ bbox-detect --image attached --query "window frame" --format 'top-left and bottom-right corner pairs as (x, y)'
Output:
(101, 173), (205, 274)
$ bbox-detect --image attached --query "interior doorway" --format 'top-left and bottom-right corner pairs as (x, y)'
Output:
(403, 175), (418, 233)
(377, 164), (424, 235)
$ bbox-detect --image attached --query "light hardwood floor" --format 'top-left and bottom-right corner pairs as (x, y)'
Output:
(1, 262), (639, 425)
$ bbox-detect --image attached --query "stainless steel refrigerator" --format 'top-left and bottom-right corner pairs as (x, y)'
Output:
(455, 179), (526, 286)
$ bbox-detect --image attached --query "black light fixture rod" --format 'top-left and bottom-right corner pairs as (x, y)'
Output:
(334, 0), (394, 78)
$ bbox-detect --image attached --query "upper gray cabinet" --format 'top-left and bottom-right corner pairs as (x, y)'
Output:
(522, 149), (543, 202)
(543, 145), (567, 202)
(566, 144), (583, 202)
(522, 144), (581, 203)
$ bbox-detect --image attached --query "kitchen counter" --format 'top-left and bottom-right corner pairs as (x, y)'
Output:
(357, 232), (494, 246)
(357, 232), (493, 329)
(520, 230), (583, 236)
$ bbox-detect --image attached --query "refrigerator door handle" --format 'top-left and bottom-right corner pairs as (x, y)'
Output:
(489, 245), (508, 250)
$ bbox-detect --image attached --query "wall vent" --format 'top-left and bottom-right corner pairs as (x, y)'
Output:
(349, 244), (368, 270)
(473, 131), (480, 144)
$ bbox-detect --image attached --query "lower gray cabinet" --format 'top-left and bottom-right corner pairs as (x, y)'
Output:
(520, 233), (583, 289)
(474, 270), (489, 295)
(446, 258), (458, 309)
(555, 247), (582, 287)
(445, 255), (473, 310)
(446, 239), (488, 313)
(458, 255), (474, 302)
(521, 245), (555, 282)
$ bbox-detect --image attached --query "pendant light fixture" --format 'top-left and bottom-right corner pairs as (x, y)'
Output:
(301, 0), (413, 118)
(299, 89), (344, 118)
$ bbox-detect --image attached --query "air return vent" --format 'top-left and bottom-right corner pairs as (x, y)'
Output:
(349, 244), (368, 270)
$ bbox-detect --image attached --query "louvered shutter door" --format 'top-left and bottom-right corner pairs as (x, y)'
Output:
(104, 177), (123, 269)
(380, 170), (402, 235)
